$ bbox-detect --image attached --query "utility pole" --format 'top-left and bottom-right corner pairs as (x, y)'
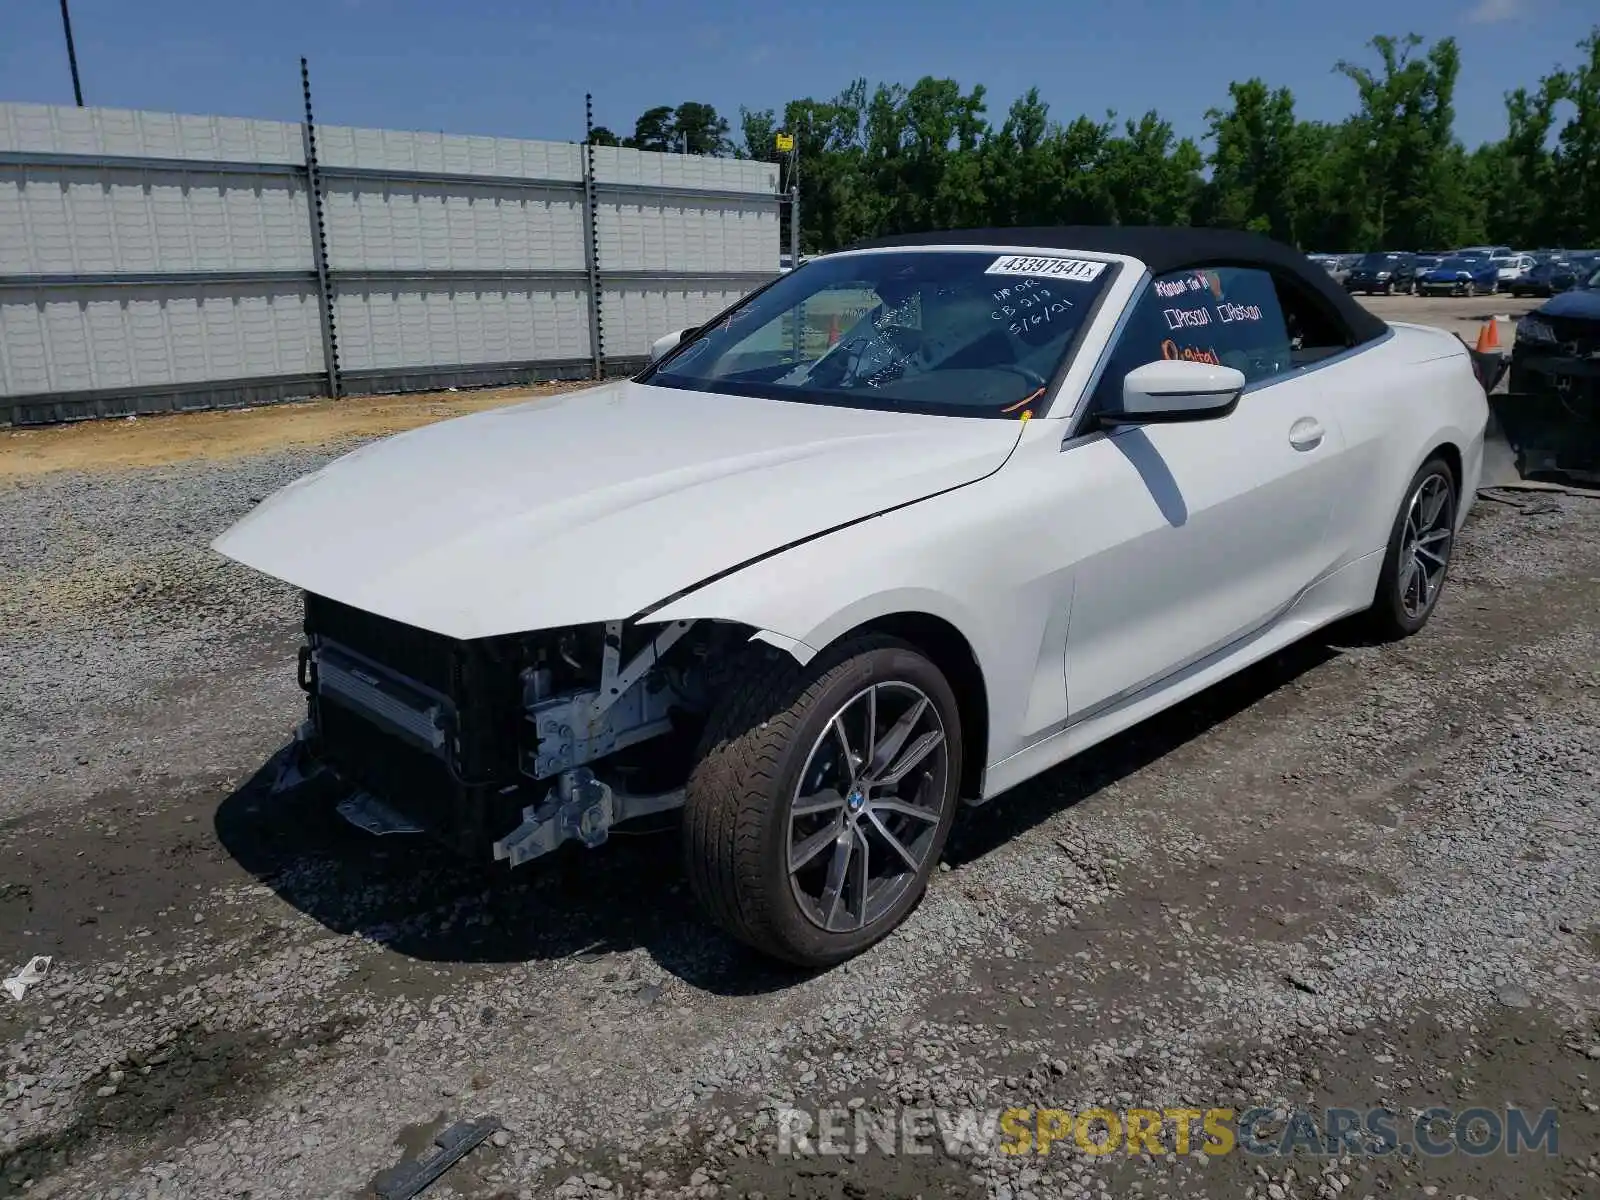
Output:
(788, 135), (800, 271)
(776, 130), (801, 359)
(59, 0), (84, 106)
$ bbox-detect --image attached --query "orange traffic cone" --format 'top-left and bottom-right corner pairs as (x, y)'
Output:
(1474, 317), (1500, 353)
(827, 315), (841, 345)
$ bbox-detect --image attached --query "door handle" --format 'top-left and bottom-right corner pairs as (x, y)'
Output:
(1288, 417), (1325, 451)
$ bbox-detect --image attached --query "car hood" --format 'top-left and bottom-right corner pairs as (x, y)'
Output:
(212, 380), (1024, 639)
(1422, 268), (1472, 280)
(1539, 288), (1600, 319)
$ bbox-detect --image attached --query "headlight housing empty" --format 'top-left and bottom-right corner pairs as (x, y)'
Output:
(1515, 316), (1557, 344)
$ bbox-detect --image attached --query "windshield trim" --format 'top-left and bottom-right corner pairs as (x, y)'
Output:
(634, 248), (1126, 420)
(634, 270), (793, 381)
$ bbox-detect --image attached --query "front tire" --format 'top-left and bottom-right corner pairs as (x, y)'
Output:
(1362, 456), (1458, 641)
(683, 635), (962, 967)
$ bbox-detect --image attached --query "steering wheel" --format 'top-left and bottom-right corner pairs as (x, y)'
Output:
(874, 324), (923, 360)
(832, 324), (922, 388)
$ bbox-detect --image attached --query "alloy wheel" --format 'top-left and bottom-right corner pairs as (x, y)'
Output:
(1398, 472), (1455, 620)
(786, 682), (949, 933)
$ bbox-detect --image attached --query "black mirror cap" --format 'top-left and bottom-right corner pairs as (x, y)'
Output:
(1097, 389), (1244, 427)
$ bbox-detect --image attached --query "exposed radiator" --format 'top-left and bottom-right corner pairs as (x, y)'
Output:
(313, 642), (449, 755)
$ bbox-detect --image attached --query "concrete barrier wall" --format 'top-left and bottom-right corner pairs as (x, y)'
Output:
(0, 103), (781, 424)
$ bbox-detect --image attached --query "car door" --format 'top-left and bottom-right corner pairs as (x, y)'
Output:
(1061, 266), (1355, 719)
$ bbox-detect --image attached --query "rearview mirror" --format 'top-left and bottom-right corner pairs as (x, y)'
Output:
(649, 327), (698, 363)
(1107, 359), (1247, 425)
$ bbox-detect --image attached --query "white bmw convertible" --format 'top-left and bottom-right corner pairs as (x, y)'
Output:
(214, 227), (1490, 966)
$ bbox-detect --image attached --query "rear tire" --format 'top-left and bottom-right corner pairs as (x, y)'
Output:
(1362, 456), (1459, 641)
(682, 635), (962, 967)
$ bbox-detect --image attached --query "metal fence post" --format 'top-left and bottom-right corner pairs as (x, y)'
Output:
(301, 57), (342, 399)
(582, 93), (605, 381)
(788, 135), (801, 361)
(789, 136), (800, 269)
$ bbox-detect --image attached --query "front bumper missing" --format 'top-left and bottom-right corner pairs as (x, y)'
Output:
(1495, 354), (1600, 481)
(272, 722), (685, 866)
(492, 768), (685, 868)
(270, 721), (325, 793)
(336, 791), (426, 836)
(284, 612), (704, 866)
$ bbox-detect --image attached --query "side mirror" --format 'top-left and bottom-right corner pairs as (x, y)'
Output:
(649, 327), (697, 363)
(1106, 359), (1247, 425)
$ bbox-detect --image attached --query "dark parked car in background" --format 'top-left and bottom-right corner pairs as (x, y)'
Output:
(1507, 261), (1600, 476)
(1417, 256), (1502, 297)
(1344, 251), (1418, 295)
(1510, 256), (1597, 298)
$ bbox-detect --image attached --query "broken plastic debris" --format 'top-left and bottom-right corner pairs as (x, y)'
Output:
(3, 955), (52, 1001)
(370, 1115), (502, 1200)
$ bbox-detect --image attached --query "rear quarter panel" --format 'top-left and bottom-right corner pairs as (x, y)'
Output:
(1325, 324), (1487, 563)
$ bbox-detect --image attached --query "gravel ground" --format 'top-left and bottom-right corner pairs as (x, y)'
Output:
(3, 360), (1599, 1199)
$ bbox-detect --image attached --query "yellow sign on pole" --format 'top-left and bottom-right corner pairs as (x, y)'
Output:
(775, 133), (794, 153)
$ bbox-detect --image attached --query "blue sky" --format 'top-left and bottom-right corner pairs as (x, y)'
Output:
(1, 0), (1594, 152)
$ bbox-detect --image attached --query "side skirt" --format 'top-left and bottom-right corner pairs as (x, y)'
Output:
(975, 549), (1384, 803)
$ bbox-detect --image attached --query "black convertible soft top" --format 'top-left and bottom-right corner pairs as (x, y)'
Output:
(846, 226), (1389, 346)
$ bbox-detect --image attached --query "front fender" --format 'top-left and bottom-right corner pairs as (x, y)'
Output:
(666, 583), (991, 672)
(649, 563), (1023, 772)
(641, 426), (1076, 775)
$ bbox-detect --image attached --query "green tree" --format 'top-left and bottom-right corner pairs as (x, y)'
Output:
(1101, 112), (1204, 226)
(1200, 80), (1306, 242)
(600, 22), (1598, 254)
(587, 125), (621, 147)
(1334, 34), (1471, 248)
(1549, 27), (1600, 246)
(1469, 79), (1559, 246)
(625, 105), (676, 152)
(673, 102), (732, 156)
(737, 106), (778, 161)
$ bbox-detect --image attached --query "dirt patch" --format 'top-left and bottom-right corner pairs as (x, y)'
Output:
(0, 775), (261, 976)
(1167, 1006), (1600, 1200)
(0, 383), (595, 482)
(715, 1148), (984, 1199)
(0, 1017), (356, 1192)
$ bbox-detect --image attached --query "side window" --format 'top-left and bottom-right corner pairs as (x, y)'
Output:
(1090, 265), (1354, 414)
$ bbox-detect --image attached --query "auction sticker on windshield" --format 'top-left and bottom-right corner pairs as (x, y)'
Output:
(986, 255), (1108, 282)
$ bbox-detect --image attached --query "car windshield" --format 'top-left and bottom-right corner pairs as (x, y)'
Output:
(1437, 258), (1473, 271)
(1357, 253), (1397, 267)
(642, 250), (1116, 417)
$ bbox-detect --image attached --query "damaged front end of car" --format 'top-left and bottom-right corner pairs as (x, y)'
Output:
(276, 592), (749, 866)
(1492, 306), (1600, 486)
